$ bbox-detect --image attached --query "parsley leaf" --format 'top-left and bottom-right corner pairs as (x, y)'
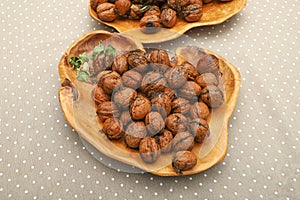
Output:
(69, 57), (81, 69)
(105, 44), (117, 57)
(92, 41), (105, 58)
(78, 52), (89, 63)
(76, 70), (89, 82)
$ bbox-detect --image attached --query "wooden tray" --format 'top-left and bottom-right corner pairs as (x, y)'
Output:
(58, 30), (241, 176)
(89, 0), (247, 43)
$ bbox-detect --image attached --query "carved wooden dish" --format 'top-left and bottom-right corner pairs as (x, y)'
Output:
(58, 30), (241, 176)
(89, 0), (247, 43)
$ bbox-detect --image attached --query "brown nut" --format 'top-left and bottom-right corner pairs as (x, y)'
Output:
(96, 101), (120, 122)
(130, 94), (151, 120)
(145, 112), (165, 136)
(139, 137), (161, 163)
(172, 151), (197, 174)
(129, 4), (149, 19)
(172, 131), (195, 152)
(190, 101), (210, 120)
(120, 111), (133, 128)
(163, 87), (177, 102)
(180, 61), (199, 81)
(125, 121), (147, 148)
(96, 3), (117, 22)
(127, 50), (148, 72)
(115, 0), (132, 17)
(164, 66), (187, 89)
(183, 4), (203, 22)
(151, 93), (172, 117)
(202, 0), (212, 3)
(102, 118), (125, 140)
(92, 53), (113, 75)
(200, 85), (224, 108)
(165, 113), (188, 134)
(195, 73), (219, 88)
(189, 118), (210, 143)
(160, 8), (177, 28)
(92, 86), (111, 105)
(179, 81), (201, 101)
(156, 129), (173, 153)
(196, 53), (220, 76)
(168, 0), (190, 12)
(141, 72), (167, 98)
(112, 53), (128, 74)
(171, 98), (191, 115)
(121, 70), (143, 89)
(140, 15), (161, 34)
(113, 87), (137, 108)
(143, 5), (161, 17)
(98, 70), (121, 95)
(91, 0), (108, 10)
(148, 49), (171, 72)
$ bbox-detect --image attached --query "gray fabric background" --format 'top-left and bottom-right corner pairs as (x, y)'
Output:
(1, 0), (299, 199)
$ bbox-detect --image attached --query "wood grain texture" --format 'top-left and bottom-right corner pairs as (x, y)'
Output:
(88, 0), (247, 43)
(58, 31), (241, 176)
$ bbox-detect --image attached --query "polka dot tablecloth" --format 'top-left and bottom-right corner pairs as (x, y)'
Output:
(1, 0), (299, 199)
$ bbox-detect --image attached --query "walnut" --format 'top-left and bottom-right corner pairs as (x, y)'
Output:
(143, 5), (161, 17)
(196, 53), (220, 75)
(172, 131), (194, 152)
(145, 112), (165, 136)
(195, 72), (219, 88)
(115, 0), (132, 17)
(168, 0), (190, 12)
(148, 49), (171, 72)
(189, 118), (210, 143)
(165, 113), (188, 134)
(171, 98), (191, 115)
(163, 87), (177, 102)
(172, 151), (197, 174)
(120, 111), (133, 128)
(102, 118), (125, 140)
(90, 0), (108, 10)
(96, 3), (117, 22)
(125, 121), (147, 148)
(190, 101), (210, 120)
(179, 81), (201, 101)
(164, 66), (187, 89)
(156, 129), (173, 153)
(127, 50), (148, 72)
(139, 137), (161, 163)
(140, 15), (161, 34)
(129, 4), (149, 20)
(202, 0), (212, 3)
(98, 70), (121, 95)
(183, 4), (203, 22)
(141, 72), (167, 98)
(96, 101), (120, 122)
(200, 85), (224, 108)
(113, 87), (137, 108)
(92, 53), (113, 74)
(130, 94), (151, 120)
(91, 86), (111, 105)
(160, 8), (177, 28)
(180, 61), (199, 81)
(151, 93), (172, 117)
(112, 53), (128, 75)
(121, 70), (143, 89)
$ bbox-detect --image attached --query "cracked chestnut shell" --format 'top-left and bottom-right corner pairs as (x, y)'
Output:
(96, 101), (120, 122)
(125, 121), (147, 148)
(172, 131), (195, 152)
(165, 113), (188, 134)
(156, 129), (173, 153)
(200, 85), (224, 108)
(145, 112), (165, 136)
(190, 101), (210, 120)
(189, 118), (210, 143)
(130, 94), (151, 120)
(102, 118), (125, 140)
(172, 150), (197, 174)
(139, 137), (161, 163)
(98, 70), (121, 95)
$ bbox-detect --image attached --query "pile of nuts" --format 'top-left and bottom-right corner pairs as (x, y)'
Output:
(91, 0), (232, 32)
(92, 47), (224, 173)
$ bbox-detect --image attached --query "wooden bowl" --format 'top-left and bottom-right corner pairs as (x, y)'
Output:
(58, 30), (241, 176)
(89, 0), (247, 43)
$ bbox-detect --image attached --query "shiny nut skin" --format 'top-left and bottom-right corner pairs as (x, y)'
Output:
(96, 101), (120, 122)
(127, 50), (148, 72)
(190, 101), (210, 120)
(172, 131), (194, 152)
(171, 98), (191, 115)
(195, 73), (218, 88)
(179, 81), (201, 101)
(139, 137), (161, 163)
(98, 70), (121, 95)
(113, 87), (137, 108)
(183, 4), (203, 22)
(160, 8), (177, 28)
(112, 53), (128, 75)
(164, 66), (187, 89)
(96, 3), (117, 22)
(189, 118), (210, 143)
(180, 61), (199, 81)
(92, 86), (111, 105)
(140, 15), (161, 34)
(115, 0), (131, 17)
(165, 113), (188, 134)
(91, 0), (108, 10)
(141, 72), (167, 98)
(200, 85), (224, 108)
(151, 93), (172, 117)
(145, 112), (165, 136)
(125, 121), (147, 148)
(130, 94), (151, 120)
(172, 150), (197, 174)
(156, 129), (173, 153)
(121, 70), (142, 89)
(102, 118), (125, 140)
